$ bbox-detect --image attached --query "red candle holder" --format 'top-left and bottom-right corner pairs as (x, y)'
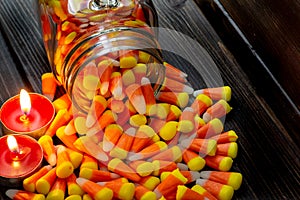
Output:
(0, 92), (55, 139)
(0, 134), (43, 187)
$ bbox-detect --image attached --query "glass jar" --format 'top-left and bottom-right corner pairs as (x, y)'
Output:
(38, 0), (165, 113)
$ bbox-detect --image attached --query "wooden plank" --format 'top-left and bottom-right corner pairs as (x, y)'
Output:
(0, 0), (51, 94)
(155, 1), (300, 199)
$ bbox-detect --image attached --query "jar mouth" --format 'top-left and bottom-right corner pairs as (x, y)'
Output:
(62, 26), (165, 114)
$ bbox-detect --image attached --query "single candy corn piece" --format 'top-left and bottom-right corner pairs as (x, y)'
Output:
(166, 105), (182, 121)
(200, 171), (243, 190)
(181, 138), (217, 156)
(204, 155), (233, 171)
(119, 50), (138, 68)
(154, 169), (188, 199)
(156, 91), (189, 109)
(137, 176), (161, 191)
(196, 179), (234, 200)
(74, 116), (89, 136)
(100, 181), (135, 200)
(125, 83), (146, 114)
(158, 121), (178, 141)
(203, 99), (232, 122)
(86, 95), (107, 128)
(216, 142), (238, 158)
(38, 135), (56, 166)
(129, 114), (147, 127)
(182, 149), (206, 171)
(83, 61), (100, 91)
(56, 145), (74, 178)
(109, 127), (136, 159)
(108, 158), (141, 182)
(109, 72), (124, 100)
(23, 165), (53, 193)
(134, 185), (157, 200)
(36, 167), (57, 195)
(133, 63), (147, 83)
(151, 160), (178, 176)
(210, 130), (238, 144)
(65, 119), (77, 135)
(122, 69), (136, 86)
(45, 108), (72, 137)
(42, 73), (57, 101)
(74, 136), (109, 161)
(164, 62), (188, 81)
(191, 94), (213, 115)
(103, 124), (123, 152)
(65, 195), (82, 200)
(98, 59), (113, 95)
(56, 126), (79, 151)
(150, 145), (182, 163)
(129, 141), (168, 161)
(130, 125), (156, 153)
(155, 103), (170, 119)
(141, 77), (156, 115)
(177, 107), (196, 133)
(194, 86), (232, 101)
(176, 185), (206, 200)
(65, 147), (83, 169)
(129, 160), (154, 177)
(6, 190), (45, 200)
(76, 178), (113, 200)
(79, 168), (120, 182)
(53, 94), (71, 112)
(191, 185), (217, 200)
(66, 173), (85, 196)
(80, 154), (98, 170)
(196, 118), (224, 139)
(82, 194), (92, 200)
(161, 77), (194, 94)
(45, 178), (66, 200)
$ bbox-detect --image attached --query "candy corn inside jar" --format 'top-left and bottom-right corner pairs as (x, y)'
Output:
(38, 0), (165, 114)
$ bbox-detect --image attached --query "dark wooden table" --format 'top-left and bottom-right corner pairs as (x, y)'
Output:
(0, 0), (299, 199)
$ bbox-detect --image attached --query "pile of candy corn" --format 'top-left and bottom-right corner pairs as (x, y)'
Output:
(5, 61), (242, 200)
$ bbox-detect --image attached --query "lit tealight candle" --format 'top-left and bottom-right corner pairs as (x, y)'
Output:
(0, 90), (55, 138)
(0, 134), (43, 187)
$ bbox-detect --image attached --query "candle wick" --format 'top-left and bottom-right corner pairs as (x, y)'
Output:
(20, 114), (30, 124)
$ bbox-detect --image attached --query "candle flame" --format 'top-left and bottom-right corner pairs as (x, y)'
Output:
(7, 135), (20, 153)
(20, 89), (31, 115)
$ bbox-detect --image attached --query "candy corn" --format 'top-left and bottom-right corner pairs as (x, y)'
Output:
(210, 130), (238, 144)
(38, 135), (56, 166)
(182, 149), (206, 171)
(216, 142), (238, 158)
(45, 108), (72, 137)
(193, 86), (232, 101)
(36, 167), (57, 195)
(56, 145), (74, 179)
(80, 154), (98, 170)
(196, 179), (234, 200)
(108, 158), (141, 182)
(66, 173), (85, 196)
(46, 178), (66, 200)
(203, 99), (232, 122)
(76, 178), (113, 200)
(125, 83), (146, 114)
(99, 181), (135, 200)
(176, 185), (206, 200)
(196, 118), (224, 139)
(204, 155), (233, 171)
(154, 168), (188, 199)
(103, 124), (123, 152)
(134, 185), (157, 200)
(6, 190), (45, 200)
(200, 171), (243, 190)
(137, 176), (161, 191)
(42, 73), (57, 101)
(52, 94), (71, 112)
(79, 168), (120, 182)
(23, 165), (53, 193)
(56, 126), (79, 151)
